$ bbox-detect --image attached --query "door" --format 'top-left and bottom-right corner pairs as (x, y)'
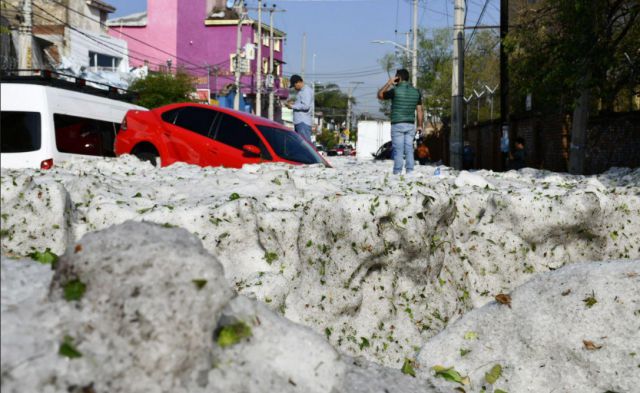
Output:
(209, 112), (271, 168)
(160, 106), (218, 166)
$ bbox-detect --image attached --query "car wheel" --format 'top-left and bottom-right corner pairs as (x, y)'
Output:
(135, 151), (160, 167)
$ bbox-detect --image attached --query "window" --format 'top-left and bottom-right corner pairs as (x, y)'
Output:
(262, 58), (269, 74)
(262, 35), (270, 47)
(1, 111), (41, 152)
(169, 106), (218, 137)
(161, 108), (181, 124)
(54, 114), (118, 157)
(274, 38), (281, 52)
(257, 126), (323, 165)
(89, 51), (121, 71)
(213, 113), (270, 158)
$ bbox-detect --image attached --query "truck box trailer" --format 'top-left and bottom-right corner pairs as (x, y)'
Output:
(356, 120), (391, 160)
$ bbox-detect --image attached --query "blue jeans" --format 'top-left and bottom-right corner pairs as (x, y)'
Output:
(295, 122), (312, 143)
(391, 122), (415, 174)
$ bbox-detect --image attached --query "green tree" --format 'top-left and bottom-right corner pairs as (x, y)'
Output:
(316, 128), (339, 150)
(379, 28), (499, 128)
(129, 70), (196, 108)
(505, 0), (639, 113)
(314, 83), (354, 126)
(505, 0), (639, 173)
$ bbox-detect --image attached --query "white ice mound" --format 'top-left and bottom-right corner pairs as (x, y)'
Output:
(1, 159), (639, 369)
(416, 259), (640, 393)
(1, 222), (426, 393)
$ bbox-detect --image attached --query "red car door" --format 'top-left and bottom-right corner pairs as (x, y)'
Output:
(208, 112), (272, 168)
(160, 106), (218, 166)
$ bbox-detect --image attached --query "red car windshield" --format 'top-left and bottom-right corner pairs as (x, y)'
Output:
(257, 126), (325, 165)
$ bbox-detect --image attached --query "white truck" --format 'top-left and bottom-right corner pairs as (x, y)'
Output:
(356, 120), (391, 160)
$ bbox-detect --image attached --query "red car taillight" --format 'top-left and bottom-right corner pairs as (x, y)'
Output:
(40, 159), (54, 170)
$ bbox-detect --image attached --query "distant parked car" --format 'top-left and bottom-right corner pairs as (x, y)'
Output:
(1, 72), (144, 169)
(327, 144), (355, 157)
(115, 103), (330, 168)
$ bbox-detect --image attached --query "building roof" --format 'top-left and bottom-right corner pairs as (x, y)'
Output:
(107, 11), (147, 27)
(87, 0), (116, 13)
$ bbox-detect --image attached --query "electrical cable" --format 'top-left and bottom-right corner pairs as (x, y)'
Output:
(28, 4), (169, 70)
(465, 0), (490, 52)
(46, 0), (211, 70)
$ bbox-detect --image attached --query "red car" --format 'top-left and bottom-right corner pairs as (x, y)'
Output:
(115, 103), (329, 168)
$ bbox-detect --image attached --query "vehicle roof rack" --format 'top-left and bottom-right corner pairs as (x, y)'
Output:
(0, 69), (139, 103)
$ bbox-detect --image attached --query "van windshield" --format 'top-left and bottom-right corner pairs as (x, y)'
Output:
(1, 111), (42, 153)
(257, 126), (324, 165)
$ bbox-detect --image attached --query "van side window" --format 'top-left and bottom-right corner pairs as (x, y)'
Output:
(172, 106), (217, 137)
(0, 111), (42, 153)
(54, 114), (118, 157)
(213, 113), (270, 158)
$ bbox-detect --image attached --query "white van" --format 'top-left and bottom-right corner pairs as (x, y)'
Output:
(1, 79), (145, 169)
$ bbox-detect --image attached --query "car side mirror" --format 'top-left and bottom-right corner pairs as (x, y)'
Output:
(242, 144), (261, 157)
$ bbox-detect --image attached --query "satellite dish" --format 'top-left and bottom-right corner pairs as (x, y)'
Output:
(226, 0), (236, 9)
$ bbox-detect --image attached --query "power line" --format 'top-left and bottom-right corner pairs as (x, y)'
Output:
(29, 3), (169, 69)
(46, 0), (214, 71)
(465, 0), (490, 52)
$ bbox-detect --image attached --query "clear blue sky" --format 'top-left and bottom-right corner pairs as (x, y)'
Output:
(108, 0), (500, 115)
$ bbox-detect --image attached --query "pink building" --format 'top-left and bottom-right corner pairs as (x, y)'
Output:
(107, 0), (287, 110)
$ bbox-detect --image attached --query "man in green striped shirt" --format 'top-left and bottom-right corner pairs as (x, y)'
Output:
(377, 69), (424, 175)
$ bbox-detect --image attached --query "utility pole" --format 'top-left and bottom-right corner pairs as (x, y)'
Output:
(301, 32), (307, 79)
(18, 0), (33, 71)
(206, 64), (211, 104)
(265, 4), (285, 120)
(256, 0), (263, 116)
(405, 32), (411, 68)
(312, 53), (316, 131)
(450, 0), (465, 170)
(234, 4), (247, 111)
(411, 0), (418, 87)
(268, 4), (276, 120)
(213, 66), (219, 98)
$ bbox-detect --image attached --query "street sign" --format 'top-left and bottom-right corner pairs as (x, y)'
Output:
(244, 44), (256, 60)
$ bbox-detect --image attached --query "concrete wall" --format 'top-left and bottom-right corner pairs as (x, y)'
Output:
(436, 111), (640, 174)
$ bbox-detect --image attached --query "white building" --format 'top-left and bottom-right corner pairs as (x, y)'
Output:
(4, 0), (129, 74)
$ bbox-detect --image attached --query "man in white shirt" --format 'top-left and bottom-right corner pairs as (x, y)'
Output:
(285, 74), (314, 143)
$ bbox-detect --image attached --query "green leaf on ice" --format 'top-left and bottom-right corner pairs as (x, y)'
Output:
(485, 364), (502, 384)
(359, 337), (370, 350)
(63, 279), (86, 301)
(583, 291), (597, 308)
(264, 251), (278, 265)
(29, 249), (58, 265)
(59, 336), (82, 359)
(229, 193), (241, 201)
(216, 322), (252, 348)
(192, 279), (207, 290)
(401, 358), (416, 377)
(463, 331), (478, 340)
(432, 365), (469, 385)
